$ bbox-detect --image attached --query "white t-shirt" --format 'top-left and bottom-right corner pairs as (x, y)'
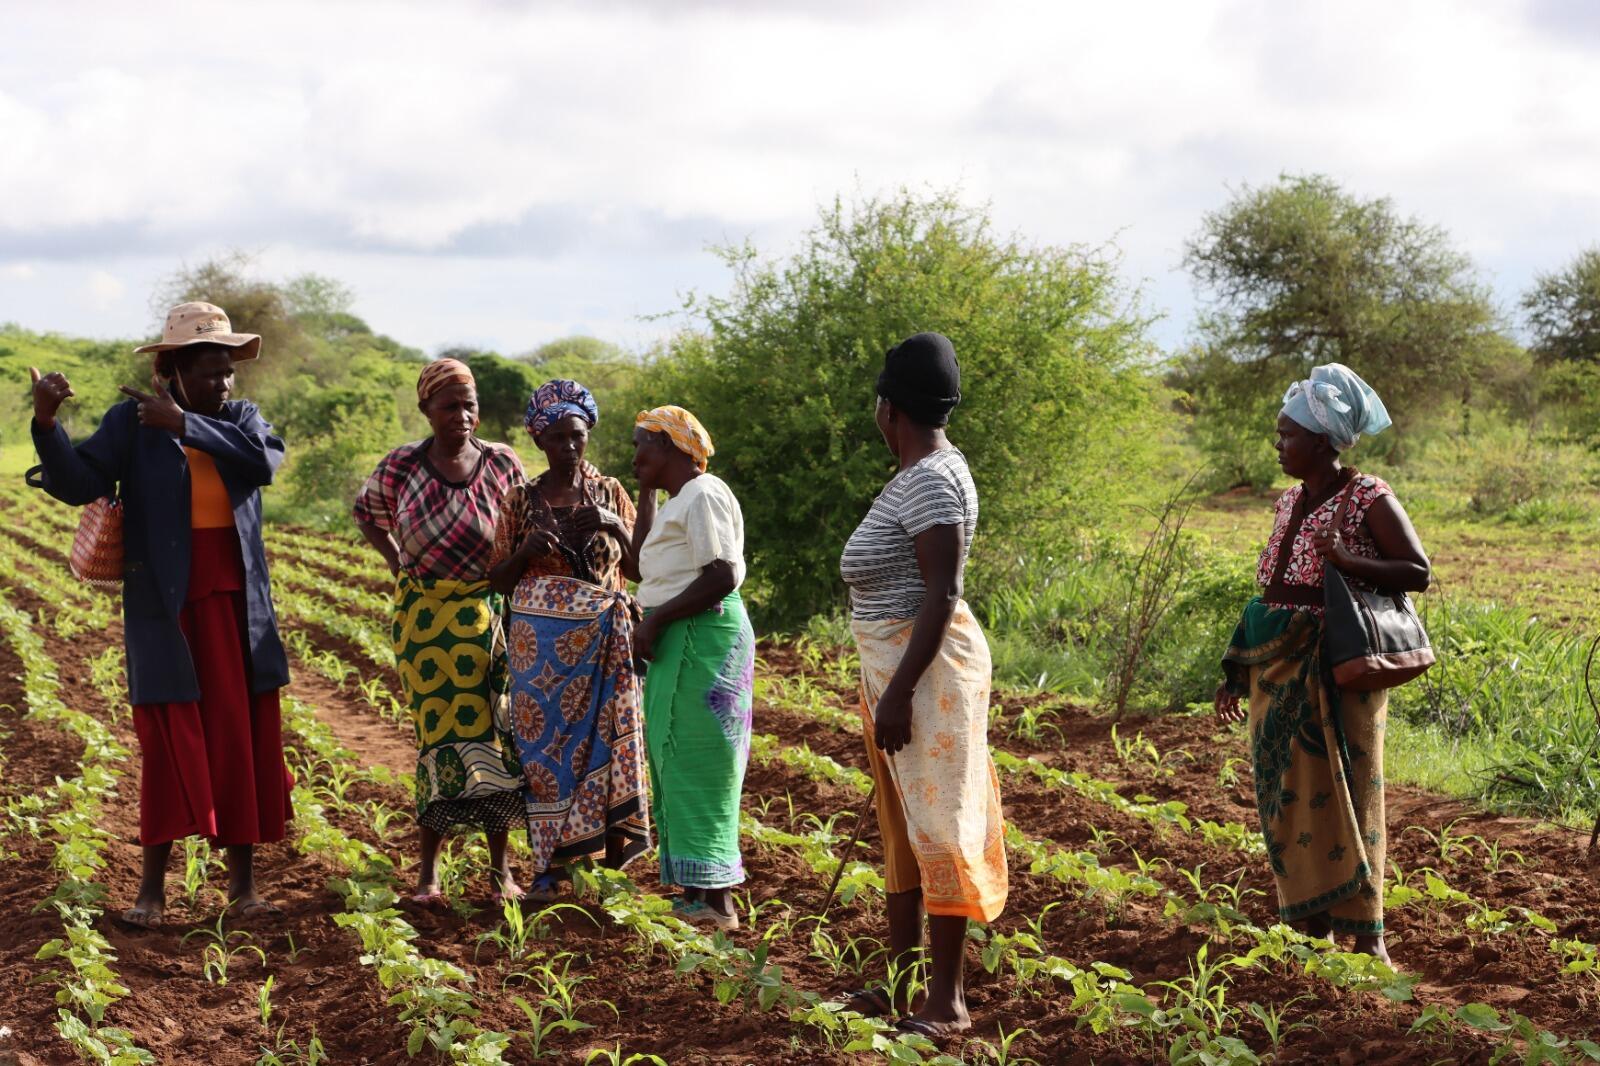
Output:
(636, 473), (747, 608)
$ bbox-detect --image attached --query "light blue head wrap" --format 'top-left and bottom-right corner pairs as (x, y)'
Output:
(1280, 363), (1391, 451)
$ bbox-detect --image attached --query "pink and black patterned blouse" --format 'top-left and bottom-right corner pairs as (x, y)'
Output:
(1256, 474), (1394, 612)
(352, 438), (525, 581)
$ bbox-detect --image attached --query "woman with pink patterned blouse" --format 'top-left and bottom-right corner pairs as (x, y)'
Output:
(1213, 364), (1430, 965)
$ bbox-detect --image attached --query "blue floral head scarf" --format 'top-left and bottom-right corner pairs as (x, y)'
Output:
(1280, 363), (1391, 451)
(524, 379), (598, 438)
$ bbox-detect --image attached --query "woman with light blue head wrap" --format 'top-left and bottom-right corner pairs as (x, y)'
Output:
(1279, 363), (1392, 451)
(1212, 362), (1431, 967)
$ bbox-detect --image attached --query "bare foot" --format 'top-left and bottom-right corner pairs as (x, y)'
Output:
(491, 875), (524, 905)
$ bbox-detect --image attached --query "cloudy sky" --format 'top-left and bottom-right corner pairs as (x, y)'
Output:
(3, 0), (1598, 356)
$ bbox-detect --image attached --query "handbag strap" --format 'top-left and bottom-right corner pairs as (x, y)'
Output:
(1265, 468), (1357, 605)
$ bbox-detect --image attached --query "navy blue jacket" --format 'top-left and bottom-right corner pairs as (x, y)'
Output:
(30, 399), (291, 705)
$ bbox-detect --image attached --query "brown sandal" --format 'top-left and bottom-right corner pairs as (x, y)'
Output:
(841, 987), (894, 1018)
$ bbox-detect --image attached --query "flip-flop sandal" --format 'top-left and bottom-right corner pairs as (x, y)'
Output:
(232, 899), (283, 920)
(409, 890), (448, 912)
(113, 907), (164, 931)
(895, 1017), (970, 1040)
(523, 873), (563, 904)
(839, 987), (894, 1018)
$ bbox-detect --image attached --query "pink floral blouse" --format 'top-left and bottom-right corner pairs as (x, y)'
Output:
(1256, 474), (1394, 611)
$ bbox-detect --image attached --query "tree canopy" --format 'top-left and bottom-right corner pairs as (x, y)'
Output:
(1524, 247), (1600, 365)
(593, 189), (1159, 625)
(1177, 174), (1517, 483)
(1183, 174), (1508, 417)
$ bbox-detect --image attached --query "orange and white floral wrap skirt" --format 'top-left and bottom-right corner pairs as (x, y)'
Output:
(853, 602), (1008, 922)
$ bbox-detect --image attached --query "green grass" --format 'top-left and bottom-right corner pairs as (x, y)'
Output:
(0, 442), (34, 478)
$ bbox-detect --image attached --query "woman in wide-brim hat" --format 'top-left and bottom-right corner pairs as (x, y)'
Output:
(28, 301), (294, 928)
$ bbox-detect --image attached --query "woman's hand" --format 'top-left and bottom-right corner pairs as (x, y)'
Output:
(569, 505), (626, 539)
(873, 686), (914, 755)
(633, 614), (659, 662)
(1310, 526), (1351, 567)
(29, 367), (74, 429)
(519, 524), (560, 557)
(118, 376), (186, 435)
(1214, 683), (1245, 725)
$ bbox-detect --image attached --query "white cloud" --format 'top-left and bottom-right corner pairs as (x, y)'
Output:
(0, 0), (1597, 351)
(85, 269), (124, 310)
(2, 262), (36, 281)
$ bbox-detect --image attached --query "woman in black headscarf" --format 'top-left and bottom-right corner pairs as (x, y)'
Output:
(836, 333), (1008, 1036)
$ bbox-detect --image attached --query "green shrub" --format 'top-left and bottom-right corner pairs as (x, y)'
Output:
(278, 392), (402, 527)
(1540, 360), (1600, 445)
(595, 189), (1164, 626)
(1137, 551), (1260, 711)
(1395, 596), (1599, 819)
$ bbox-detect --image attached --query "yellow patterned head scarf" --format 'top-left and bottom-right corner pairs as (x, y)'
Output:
(636, 405), (714, 471)
(417, 358), (475, 403)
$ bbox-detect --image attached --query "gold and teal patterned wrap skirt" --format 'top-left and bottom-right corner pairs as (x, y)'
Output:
(1223, 597), (1389, 935)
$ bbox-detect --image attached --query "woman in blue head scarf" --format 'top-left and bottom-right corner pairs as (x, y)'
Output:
(1214, 363), (1430, 964)
(488, 380), (650, 901)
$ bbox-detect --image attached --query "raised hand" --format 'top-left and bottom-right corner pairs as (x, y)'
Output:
(29, 367), (75, 428)
(118, 374), (186, 435)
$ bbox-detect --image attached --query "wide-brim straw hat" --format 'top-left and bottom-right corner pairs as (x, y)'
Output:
(133, 301), (261, 361)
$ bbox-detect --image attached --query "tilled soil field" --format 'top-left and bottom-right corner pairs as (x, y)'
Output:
(2, 495), (1598, 1065)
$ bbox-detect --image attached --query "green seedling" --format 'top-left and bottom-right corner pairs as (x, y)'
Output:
(182, 915), (266, 986)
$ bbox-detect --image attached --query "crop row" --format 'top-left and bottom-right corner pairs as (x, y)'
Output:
(757, 663), (1600, 1064)
(0, 584), (154, 1064)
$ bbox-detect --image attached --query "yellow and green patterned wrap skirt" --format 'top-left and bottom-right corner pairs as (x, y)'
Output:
(392, 573), (524, 831)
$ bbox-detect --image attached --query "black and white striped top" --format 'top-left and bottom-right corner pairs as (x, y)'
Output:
(839, 448), (978, 621)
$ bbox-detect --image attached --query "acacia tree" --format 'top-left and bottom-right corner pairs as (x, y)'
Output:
(1179, 174), (1514, 482)
(596, 189), (1159, 625)
(1524, 247), (1600, 364)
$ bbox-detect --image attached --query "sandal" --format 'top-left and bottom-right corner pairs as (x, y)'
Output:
(523, 872), (563, 904)
(839, 986), (894, 1018)
(409, 889), (448, 912)
(231, 899), (283, 920)
(672, 898), (739, 931)
(113, 905), (164, 931)
(895, 1017), (970, 1040)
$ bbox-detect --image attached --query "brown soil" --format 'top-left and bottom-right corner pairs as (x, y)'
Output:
(1, 538), (1596, 1063)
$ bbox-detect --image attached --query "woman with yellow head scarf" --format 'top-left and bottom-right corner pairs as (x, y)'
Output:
(627, 405), (752, 930)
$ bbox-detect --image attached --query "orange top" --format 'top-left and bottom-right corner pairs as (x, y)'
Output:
(185, 448), (234, 529)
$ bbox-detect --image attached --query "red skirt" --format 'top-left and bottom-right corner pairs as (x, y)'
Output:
(132, 527), (292, 847)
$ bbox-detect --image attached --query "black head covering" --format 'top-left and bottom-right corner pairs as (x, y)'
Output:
(876, 332), (961, 426)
